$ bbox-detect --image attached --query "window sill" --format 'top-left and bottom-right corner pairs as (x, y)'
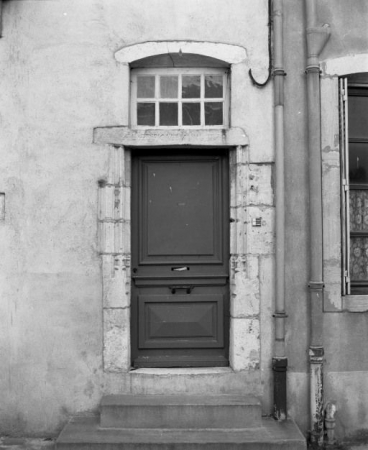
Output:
(129, 367), (234, 376)
(343, 295), (368, 312)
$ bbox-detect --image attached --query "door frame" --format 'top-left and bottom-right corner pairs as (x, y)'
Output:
(97, 136), (263, 374)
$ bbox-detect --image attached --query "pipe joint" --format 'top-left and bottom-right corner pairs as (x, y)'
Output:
(308, 281), (324, 290)
(273, 312), (288, 318)
(309, 346), (324, 364)
(305, 66), (321, 75)
(273, 69), (287, 77)
(272, 357), (288, 372)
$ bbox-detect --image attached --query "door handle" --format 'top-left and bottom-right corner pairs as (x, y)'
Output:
(169, 285), (194, 294)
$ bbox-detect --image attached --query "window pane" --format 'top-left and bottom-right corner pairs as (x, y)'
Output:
(350, 237), (368, 281)
(349, 143), (368, 184)
(182, 76), (201, 98)
(137, 103), (155, 126)
(159, 103), (178, 126)
(205, 102), (223, 125)
(182, 103), (200, 126)
(350, 190), (368, 232)
(349, 95), (368, 139)
(137, 76), (155, 98)
(160, 76), (178, 98)
(205, 75), (223, 98)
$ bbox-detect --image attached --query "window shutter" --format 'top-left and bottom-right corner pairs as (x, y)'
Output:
(340, 77), (350, 295)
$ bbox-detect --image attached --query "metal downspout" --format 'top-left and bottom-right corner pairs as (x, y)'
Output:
(0, 0), (2, 37)
(272, 0), (288, 421)
(304, 0), (330, 445)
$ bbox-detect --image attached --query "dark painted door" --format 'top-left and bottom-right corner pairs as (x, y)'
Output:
(131, 149), (229, 368)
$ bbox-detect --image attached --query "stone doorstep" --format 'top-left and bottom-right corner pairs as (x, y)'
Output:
(100, 394), (261, 429)
(56, 416), (307, 449)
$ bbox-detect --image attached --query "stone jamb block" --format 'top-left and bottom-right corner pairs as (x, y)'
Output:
(102, 254), (131, 309)
(247, 164), (274, 206)
(246, 206), (275, 255)
(103, 308), (130, 373)
(230, 317), (260, 371)
(230, 254), (260, 318)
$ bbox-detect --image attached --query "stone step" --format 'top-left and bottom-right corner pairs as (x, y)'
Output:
(100, 394), (261, 429)
(127, 368), (261, 396)
(56, 416), (307, 450)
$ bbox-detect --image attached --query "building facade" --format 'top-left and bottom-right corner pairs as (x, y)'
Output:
(0, 0), (367, 445)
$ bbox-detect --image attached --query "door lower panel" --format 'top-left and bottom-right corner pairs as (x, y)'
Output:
(139, 294), (224, 349)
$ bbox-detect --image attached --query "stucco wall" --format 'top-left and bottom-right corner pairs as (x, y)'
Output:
(0, 0), (273, 436)
(283, 0), (368, 439)
(1, 0), (366, 440)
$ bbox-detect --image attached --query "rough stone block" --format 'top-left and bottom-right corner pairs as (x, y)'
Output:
(230, 317), (260, 371)
(246, 207), (275, 255)
(102, 255), (130, 309)
(247, 164), (274, 206)
(230, 255), (260, 318)
(230, 206), (248, 256)
(103, 308), (130, 372)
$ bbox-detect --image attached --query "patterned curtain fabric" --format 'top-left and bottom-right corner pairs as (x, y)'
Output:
(350, 190), (368, 280)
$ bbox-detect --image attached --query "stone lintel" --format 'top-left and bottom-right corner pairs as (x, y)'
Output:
(93, 126), (248, 148)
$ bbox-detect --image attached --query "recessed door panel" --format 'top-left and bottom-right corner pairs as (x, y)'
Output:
(144, 161), (216, 257)
(131, 149), (229, 368)
(139, 294), (224, 348)
(140, 159), (223, 264)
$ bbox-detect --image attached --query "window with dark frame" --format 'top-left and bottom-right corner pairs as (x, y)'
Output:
(340, 74), (368, 295)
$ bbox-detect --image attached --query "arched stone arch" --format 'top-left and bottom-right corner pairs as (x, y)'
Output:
(115, 41), (247, 66)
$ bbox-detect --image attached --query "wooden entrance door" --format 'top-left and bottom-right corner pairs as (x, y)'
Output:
(131, 149), (229, 368)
